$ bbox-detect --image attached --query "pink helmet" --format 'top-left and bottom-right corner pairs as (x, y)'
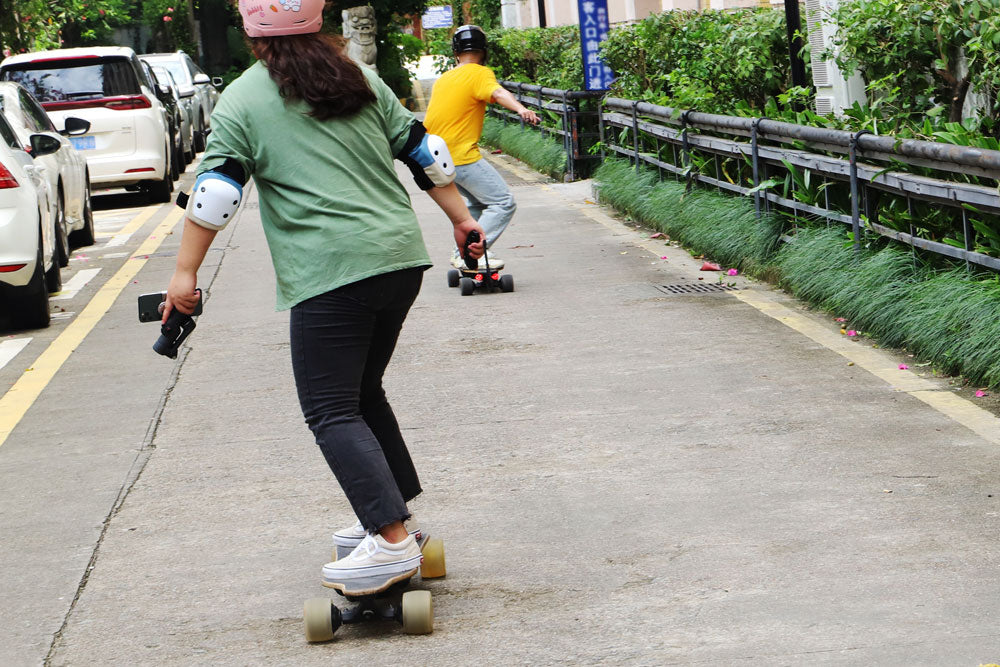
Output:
(238, 0), (324, 37)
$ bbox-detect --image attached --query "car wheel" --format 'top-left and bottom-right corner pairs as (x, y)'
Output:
(176, 137), (187, 175)
(146, 154), (173, 204)
(6, 234), (51, 329)
(45, 222), (62, 294)
(170, 140), (181, 181)
(193, 114), (206, 153)
(69, 175), (95, 248)
(54, 192), (69, 268)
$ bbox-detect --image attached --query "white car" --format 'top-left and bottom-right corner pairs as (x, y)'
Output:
(0, 111), (63, 329)
(0, 81), (94, 265)
(0, 46), (175, 203)
(139, 51), (220, 153)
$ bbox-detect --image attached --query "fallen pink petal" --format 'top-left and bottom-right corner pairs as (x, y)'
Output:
(660, 256), (668, 260)
(727, 268), (738, 276)
(976, 390), (987, 398)
(650, 232), (665, 239)
(847, 330), (857, 337)
(898, 364), (908, 370)
(700, 261), (722, 271)
(835, 317), (847, 322)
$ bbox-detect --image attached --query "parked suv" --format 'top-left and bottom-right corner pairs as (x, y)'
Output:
(0, 46), (175, 203)
(140, 51), (220, 153)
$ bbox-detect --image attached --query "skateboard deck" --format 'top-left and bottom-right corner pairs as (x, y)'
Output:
(304, 535), (446, 642)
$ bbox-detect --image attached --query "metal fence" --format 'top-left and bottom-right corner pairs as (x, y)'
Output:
(598, 97), (1000, 272)
(487, 81), (603, 181)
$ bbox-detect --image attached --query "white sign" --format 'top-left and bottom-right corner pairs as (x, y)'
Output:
(422, 6), (453, 29)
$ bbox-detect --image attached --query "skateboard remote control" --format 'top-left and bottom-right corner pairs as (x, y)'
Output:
(463, 230), (481, 270)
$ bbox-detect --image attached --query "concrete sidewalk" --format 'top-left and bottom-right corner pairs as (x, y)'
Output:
(50, 156), (1000, 665)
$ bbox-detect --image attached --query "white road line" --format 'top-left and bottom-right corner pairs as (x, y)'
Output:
(51, 268), (102, 301)
(103, 232), (133, 247)
(0, 338), (31, 371)
(51, 312), (75, 321)
(101, 252), (129, 259)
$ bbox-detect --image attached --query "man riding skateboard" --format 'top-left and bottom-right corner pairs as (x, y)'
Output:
(424, 25), (539, 271)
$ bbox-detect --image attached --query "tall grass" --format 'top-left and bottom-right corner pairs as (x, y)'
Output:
(593, 159), (782, 272)
(481, 117), (566, 180)
(594, 158), (1000, 388)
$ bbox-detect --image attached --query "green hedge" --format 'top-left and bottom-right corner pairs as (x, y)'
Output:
(488, 25), (583, 91)
(593, 158), (1000, 388)
(600, 8), (796, 114)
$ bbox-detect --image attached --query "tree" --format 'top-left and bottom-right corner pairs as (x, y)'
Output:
(0, 0), (129, 54)
(828, 0), (1000, 123)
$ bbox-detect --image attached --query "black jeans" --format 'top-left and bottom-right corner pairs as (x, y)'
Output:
(290, 267), (425, 533)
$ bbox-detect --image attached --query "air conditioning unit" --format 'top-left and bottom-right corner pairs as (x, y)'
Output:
(804, 0), (864, 115)
(814, 95), (835, 116)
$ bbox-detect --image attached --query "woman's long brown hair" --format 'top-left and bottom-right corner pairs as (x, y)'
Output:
(250, 33), (376, 120)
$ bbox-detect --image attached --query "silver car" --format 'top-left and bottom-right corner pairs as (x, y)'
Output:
(139, 51), (220, 154)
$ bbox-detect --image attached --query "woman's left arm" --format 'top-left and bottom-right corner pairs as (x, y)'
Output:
(162, 218), (218, 322)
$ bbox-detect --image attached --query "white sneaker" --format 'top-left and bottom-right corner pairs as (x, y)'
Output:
(451, 252), (505, 270)
(332, 518), (422, 553)
(478, 252), (504, 270)
(322, 533), (422, 584)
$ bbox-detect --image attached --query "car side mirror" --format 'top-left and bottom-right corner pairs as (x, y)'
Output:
(30, 133), (61, 157)
(211, 77), (224, 88)
(193, 73), (211, 85)
(179, 87), (195, 99)
(61, 117), (90, 136)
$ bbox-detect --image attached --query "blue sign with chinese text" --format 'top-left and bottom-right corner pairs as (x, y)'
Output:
(422, 6), (453, 30)
(577, 0), (615, 91)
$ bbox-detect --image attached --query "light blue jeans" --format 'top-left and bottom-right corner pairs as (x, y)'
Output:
(454, 157), (516, 250)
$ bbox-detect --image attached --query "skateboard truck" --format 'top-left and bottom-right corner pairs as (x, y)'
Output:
(448, 230), (514, 295)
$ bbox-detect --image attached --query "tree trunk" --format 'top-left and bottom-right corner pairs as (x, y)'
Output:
(949, 76), (971, 123)
(199, 0), (233, 74)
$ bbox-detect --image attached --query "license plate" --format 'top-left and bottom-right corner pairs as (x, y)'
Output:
(69, 136), (95, 150)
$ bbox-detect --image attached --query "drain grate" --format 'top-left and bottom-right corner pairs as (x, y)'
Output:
(654, 282), (740, 295)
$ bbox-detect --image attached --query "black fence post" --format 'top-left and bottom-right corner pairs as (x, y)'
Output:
(562, 91), (574, 181)
(597, 97), (606, 162)
(849, 130), (872, 254)
(631, 100), (640, 173)
(751, 118), (763, 219)
(517, 83), (525, 130)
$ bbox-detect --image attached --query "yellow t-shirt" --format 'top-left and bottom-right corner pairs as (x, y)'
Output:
(424, 63), (502, 166)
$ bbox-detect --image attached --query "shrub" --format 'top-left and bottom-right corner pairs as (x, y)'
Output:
(600, 8), (796, 114)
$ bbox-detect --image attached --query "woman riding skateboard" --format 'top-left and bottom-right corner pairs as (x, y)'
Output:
(424, 24), (539, 270)
(162, 0), (484, 585)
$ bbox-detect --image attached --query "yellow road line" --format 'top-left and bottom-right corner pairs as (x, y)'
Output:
(114, 206), (159, 238)
(0, 206), (184, 449)
(568, 190), (1000, 446)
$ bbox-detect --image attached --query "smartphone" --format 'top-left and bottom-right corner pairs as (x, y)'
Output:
(137, 290), (202, 323)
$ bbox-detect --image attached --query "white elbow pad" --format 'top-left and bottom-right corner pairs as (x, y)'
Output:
(186, 172), (243, 231)
(420, 133), (456, 187)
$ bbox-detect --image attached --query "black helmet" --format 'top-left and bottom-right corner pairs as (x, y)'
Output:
(452, 24), (487, 55)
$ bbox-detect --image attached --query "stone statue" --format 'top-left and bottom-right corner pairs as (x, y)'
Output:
(342, 6), (377, 72)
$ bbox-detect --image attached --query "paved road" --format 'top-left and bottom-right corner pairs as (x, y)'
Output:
(2, 155), (999, 665)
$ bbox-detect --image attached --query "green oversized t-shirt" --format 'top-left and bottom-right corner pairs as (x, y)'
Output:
(199, 62), (431, 310)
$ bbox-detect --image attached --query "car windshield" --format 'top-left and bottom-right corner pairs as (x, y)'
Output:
(144, 59), (189, 87)
(0, 57), (138, 103)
